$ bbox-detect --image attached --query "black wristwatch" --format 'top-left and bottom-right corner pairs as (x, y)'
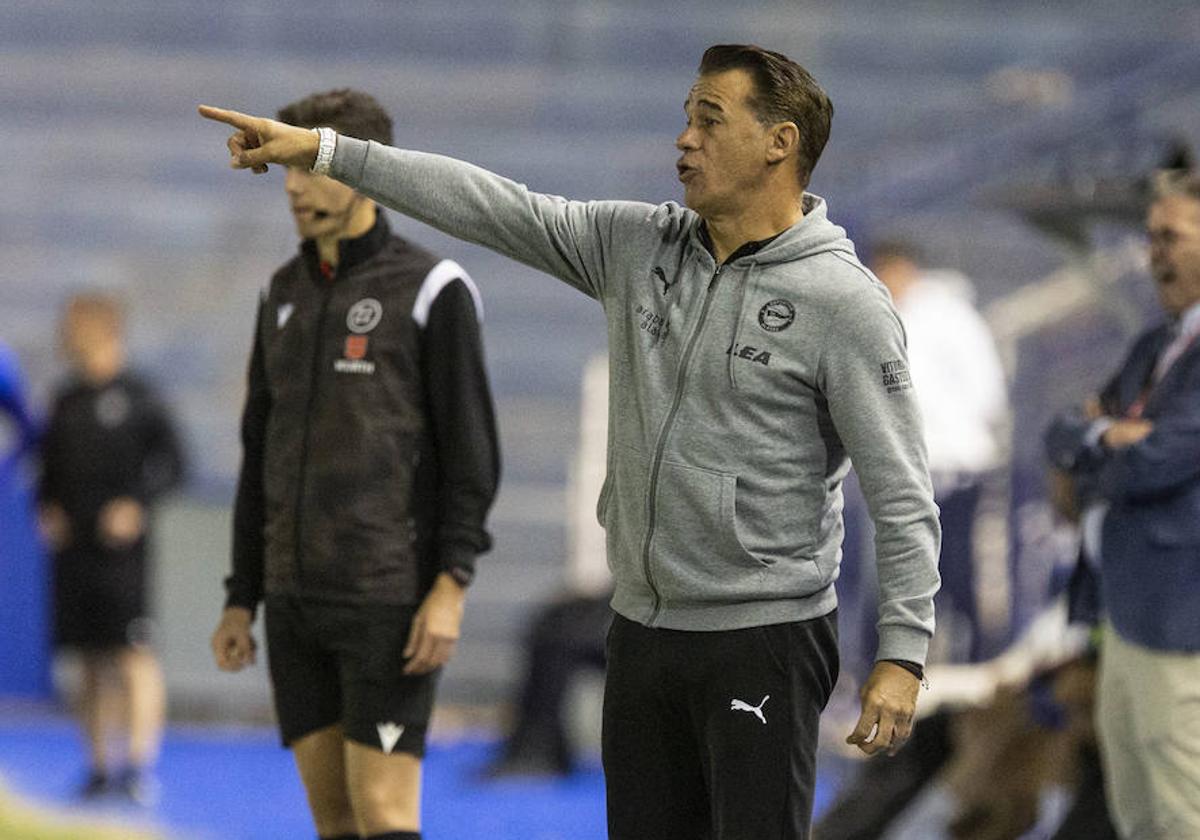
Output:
(883, 658), (925, 682)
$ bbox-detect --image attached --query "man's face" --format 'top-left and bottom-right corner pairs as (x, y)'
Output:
(1147, 194), (1200, 317)
(284, 166), (362, 241)
(62, 311), (120, 374)
(676, 69), (777, 219)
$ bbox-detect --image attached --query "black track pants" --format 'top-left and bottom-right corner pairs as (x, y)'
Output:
(603, 611), (839, 840)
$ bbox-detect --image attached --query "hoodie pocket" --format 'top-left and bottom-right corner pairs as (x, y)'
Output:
(650, 459), (771, 602)
(599, 443), (649, 579)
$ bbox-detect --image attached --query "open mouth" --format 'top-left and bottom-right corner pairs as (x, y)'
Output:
(676, 163), (698, 183)
(292, 207), (326, 223)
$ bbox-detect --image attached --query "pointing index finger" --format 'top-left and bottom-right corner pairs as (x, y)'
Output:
(198, 105), (257, 130)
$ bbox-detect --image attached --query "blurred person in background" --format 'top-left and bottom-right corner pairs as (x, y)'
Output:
(817, 594), (1117, 839)
(201, 42), (940, 840)
(0, 339), (39, 474)
(0, 339), (48, 703)
(484, 354), (612, 779)
(869, 241), (1009, 664)
(1044, 169), (1200, 840)
(208, 89), (500, 840)
(38, 292), (185, 804)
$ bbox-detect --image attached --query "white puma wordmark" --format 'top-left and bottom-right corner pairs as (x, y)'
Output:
(730, 695), (770, 725)
(376, 721), (405, 754)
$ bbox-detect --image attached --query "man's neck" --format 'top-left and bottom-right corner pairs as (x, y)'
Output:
(80, 354), (123, 386)
(315, 203), (377, 268)
(704, 198), (804, 264)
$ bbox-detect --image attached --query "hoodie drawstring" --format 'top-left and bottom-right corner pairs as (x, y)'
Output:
(727, 261), (758, 391)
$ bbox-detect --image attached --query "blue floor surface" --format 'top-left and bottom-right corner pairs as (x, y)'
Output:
(0, 714), (843, 839)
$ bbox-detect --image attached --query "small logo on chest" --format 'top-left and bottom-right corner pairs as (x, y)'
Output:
(344, 335), (369, 360)
(347, 298), (383, 334)
(726, 342), (772, 366)
(652, 266), (678, 296)
(634, 303), (671, 343)
(95, 389), (131, 427)
(758, 299), (795, 332)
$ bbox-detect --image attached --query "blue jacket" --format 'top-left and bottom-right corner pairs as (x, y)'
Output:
(0, 341), (39, 473)
(1046, 322), (1200, 652)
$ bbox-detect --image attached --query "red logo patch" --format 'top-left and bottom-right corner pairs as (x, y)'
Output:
(344, 335), (369, 360)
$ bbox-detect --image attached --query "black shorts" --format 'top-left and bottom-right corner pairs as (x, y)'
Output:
(264, 595), (439, 757)
(602, 610), (839, 840)
(53, 543), (151, 651)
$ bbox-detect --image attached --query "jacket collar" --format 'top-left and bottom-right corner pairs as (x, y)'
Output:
(1174, 299), (1200, 341)
(300, 212), (391, 282)
(696, 221), (783, 266)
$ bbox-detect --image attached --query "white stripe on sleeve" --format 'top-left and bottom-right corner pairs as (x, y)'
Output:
(411, 259), (484, 327)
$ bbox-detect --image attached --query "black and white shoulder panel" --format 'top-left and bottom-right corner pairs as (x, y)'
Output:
(411, 259), (484, 327)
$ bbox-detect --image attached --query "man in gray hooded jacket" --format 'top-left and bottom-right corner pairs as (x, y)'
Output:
(201, 43), (940, 840)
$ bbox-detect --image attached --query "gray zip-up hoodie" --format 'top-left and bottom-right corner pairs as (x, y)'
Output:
(330, 139), (941, 665)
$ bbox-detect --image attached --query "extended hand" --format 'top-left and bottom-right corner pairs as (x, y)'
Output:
(211, 606), (257, 672)
(197, 105), (320, 174)
(403, 572), (466, 675)
(846, 661), (920, 756)
(1102, 419), (1153, 449)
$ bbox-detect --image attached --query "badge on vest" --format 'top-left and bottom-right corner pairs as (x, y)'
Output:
(347, 298), (383, 333)
(335, 334), (374, 374)
(336, 300), (380, 374)
(345, 335), (369, 360)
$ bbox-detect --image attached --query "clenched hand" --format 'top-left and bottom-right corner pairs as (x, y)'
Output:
(211, 606), (257, 672)
(846, 660), (921, 756)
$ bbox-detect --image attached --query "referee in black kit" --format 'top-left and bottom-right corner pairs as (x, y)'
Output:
(209, 90), (500, 840)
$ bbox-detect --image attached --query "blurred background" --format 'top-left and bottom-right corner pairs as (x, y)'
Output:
(2, 0), (1199, 837)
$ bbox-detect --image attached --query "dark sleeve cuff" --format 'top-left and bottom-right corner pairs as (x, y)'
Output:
(440, 544), (478, 588)
(223, 577), (261, 620)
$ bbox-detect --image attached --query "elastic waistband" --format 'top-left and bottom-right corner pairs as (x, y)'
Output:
(610, 583), (838, 632)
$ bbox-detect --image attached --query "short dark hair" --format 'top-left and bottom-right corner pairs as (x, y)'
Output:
(277, 89), (393, 146)
(698, 44), (833, 188)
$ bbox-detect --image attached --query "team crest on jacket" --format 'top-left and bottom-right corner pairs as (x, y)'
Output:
(347, 298), (383, 334)
(95, 388), (131, 428)
(758, 299), (795, 332)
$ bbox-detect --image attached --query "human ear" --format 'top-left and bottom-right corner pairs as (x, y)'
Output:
(766, 122), (799, 164)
